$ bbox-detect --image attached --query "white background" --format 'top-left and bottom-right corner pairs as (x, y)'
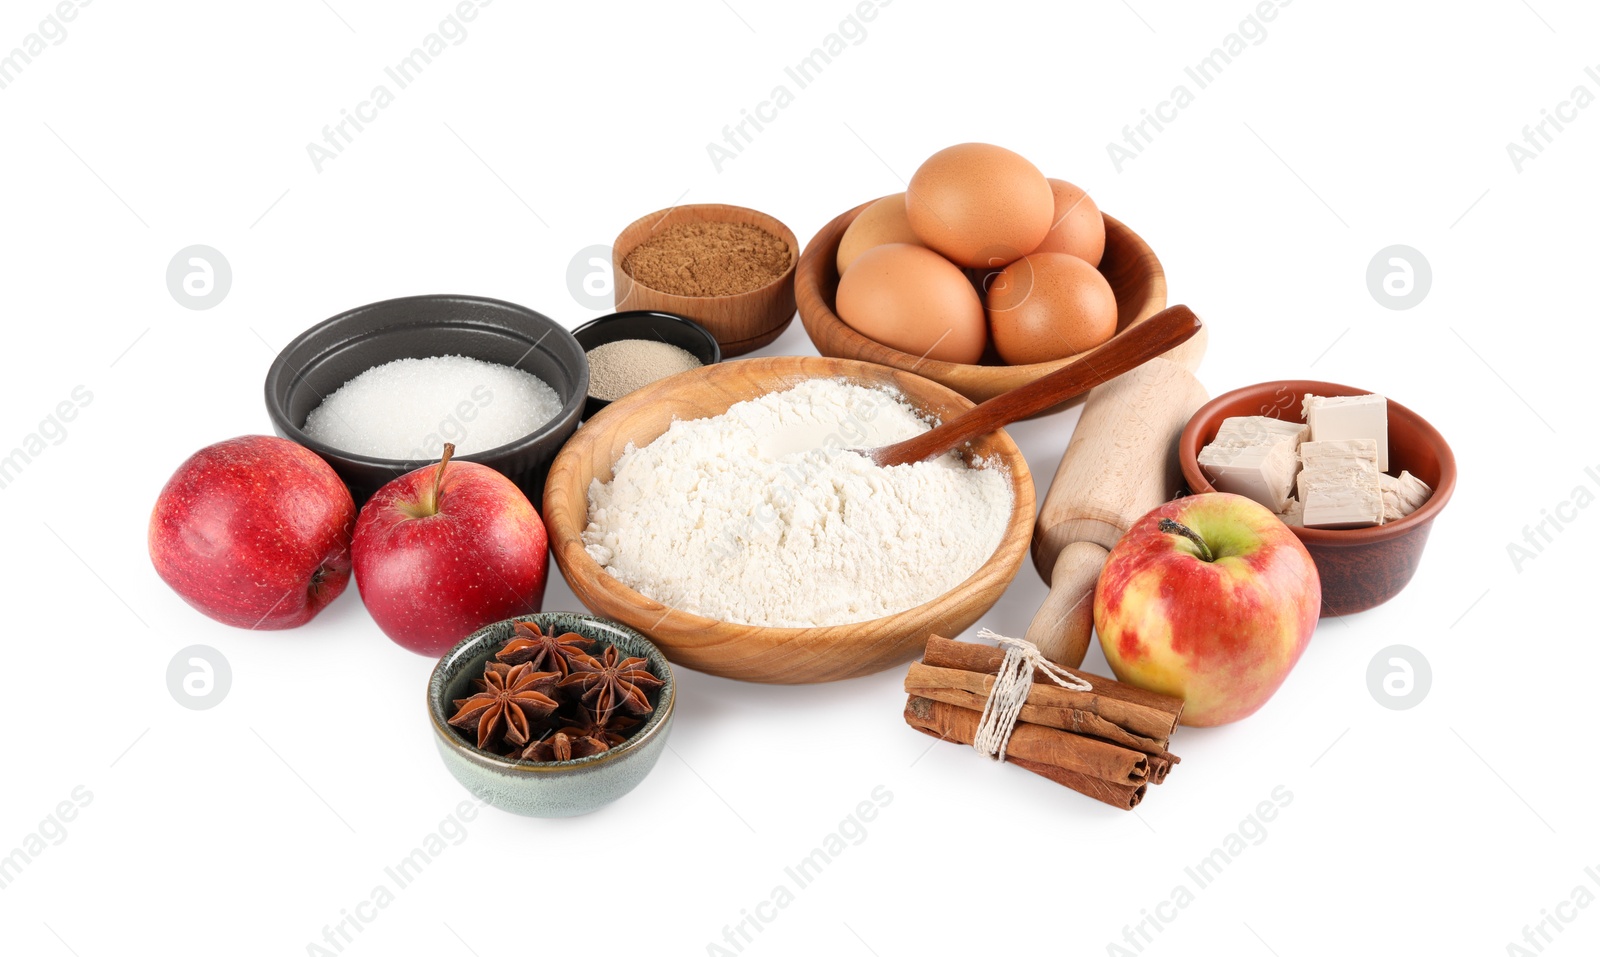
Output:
(2, 1), (1595, 954)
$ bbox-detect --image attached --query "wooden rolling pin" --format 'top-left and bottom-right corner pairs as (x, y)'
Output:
(1025, 325), (1210, 667)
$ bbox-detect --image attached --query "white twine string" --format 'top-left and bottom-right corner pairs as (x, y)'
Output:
(971, 628), (1093, 762)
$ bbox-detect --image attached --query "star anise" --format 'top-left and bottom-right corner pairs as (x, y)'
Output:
(494, 621), (596, 676)
(519, 730), (610, 763)
(517, 707), (638, 762)
(559, 646), (662, 721)
(469, 660), (506, 691)
(562, 705), (638, 748)
(448, 662), (559, 751)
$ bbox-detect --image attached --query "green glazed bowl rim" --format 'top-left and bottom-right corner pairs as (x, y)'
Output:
(427, 613), (675, 774)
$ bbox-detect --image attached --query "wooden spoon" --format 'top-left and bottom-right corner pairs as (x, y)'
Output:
(862, 305), (1203, 467)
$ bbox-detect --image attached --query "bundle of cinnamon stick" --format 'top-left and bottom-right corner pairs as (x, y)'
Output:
(903, 636), (1185, 810)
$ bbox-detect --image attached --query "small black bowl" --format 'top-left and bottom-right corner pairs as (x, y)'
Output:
(570, 310), (721, 419)
(264, 294), (588, 506)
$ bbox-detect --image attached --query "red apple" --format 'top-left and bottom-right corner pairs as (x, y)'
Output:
(149, 435), (355, 629)
(352, 444), (548, 656)
(1094, 492), (1321, 727)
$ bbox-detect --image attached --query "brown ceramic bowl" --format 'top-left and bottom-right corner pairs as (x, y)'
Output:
(1179, 380), (1456, 618)
(542, 356), (1036, 683)
(796, 200), (1172, 405)
(612, 204), (798, 357)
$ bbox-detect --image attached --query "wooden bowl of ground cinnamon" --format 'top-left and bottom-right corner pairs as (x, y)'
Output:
(612, 204), (798, 357)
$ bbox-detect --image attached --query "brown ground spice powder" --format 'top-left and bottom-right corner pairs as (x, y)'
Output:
(622, 222), (792, 297)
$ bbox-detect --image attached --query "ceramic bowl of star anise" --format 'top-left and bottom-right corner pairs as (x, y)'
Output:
(427, 612), (674, 817)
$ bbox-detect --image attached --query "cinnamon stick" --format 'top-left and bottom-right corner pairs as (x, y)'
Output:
(1009, 754), (1147, 810)
(904, 668), (1181, 780)
(922, 636), (1184, 740)
(903, 700), (1147, 810)
(1145, 752), (1178, 785)
(907, 722), (1146, 809)
(904, 663), (1171, 754)
(904, 695), (1151, 785)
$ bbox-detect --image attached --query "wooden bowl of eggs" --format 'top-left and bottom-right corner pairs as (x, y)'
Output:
(797, 143), (1175, 405)
(542, 355), (1036, 684)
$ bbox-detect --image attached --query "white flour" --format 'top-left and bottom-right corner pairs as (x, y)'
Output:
(582, 379), (1012, 627)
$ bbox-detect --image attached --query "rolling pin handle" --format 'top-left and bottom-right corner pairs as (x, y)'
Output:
(1024, 541), (1110, 668)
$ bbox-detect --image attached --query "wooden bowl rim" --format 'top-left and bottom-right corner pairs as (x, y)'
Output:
(543, 355), (1035, 643)
(612, 202), (800, 303)
(796, 200), (1167, 380)
(1178, 379), (1457, 546)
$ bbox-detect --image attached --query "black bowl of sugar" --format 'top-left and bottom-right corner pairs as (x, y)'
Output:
(571, 311), (722, 420)
(264, 294), (588, 506)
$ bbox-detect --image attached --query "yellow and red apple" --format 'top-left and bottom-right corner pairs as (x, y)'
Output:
(1094, 493), (1321, 727)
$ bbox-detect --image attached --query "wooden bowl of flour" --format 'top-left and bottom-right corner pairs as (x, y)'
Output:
(542, 356), (1035, 683)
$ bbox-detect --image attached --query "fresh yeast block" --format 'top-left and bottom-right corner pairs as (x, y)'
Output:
(1302, 393), (1388, 471)
(1301, 485), (1385, 529)
(1379, 470), (1434, 522)
(1210, 415), (1308, 448)
(1298, 439), (1383, 528)
(1197, 415), (1305, 512)
(1198, 440), (1298, 512)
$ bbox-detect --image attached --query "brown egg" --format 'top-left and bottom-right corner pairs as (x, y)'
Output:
(986, 252), (1118, 365)
(906, 143), (1054, 269)
(836, 243), (986, 364)
(1034, 179), (1106, 266)
(836, 193), (923, 274)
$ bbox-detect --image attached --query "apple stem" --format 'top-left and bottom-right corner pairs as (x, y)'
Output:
(426, 443), (454, 516)
(1158, 517), (1215, 562)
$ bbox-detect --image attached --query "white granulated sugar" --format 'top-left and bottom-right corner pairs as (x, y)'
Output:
(582, 378), (1013, 627)
(304, 355), (562, 460)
